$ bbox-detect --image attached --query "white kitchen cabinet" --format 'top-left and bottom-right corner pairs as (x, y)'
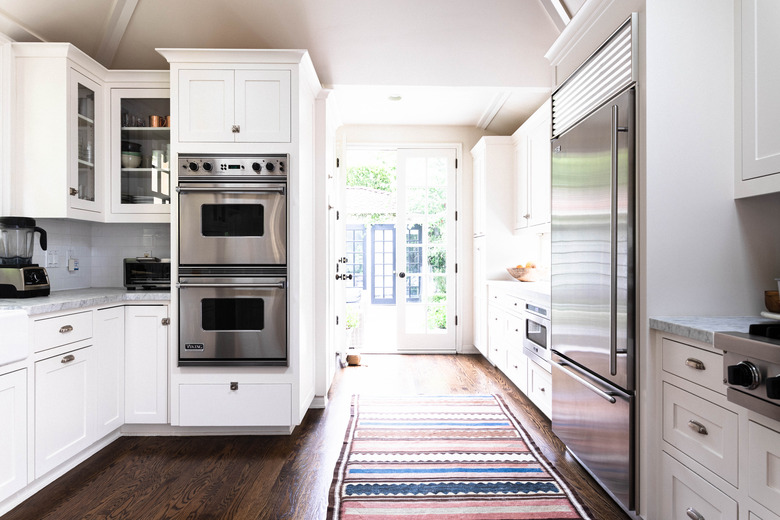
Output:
(736, 0), (780, 197)
(527, 359), (552, 418)
(35, 345), (97, 477)
(661, 452), (738, 520)
(95, 307), (124, 437)
(487, 305), (509, 373)
(0, 369), (27, 502)
(178, 382), (292, 427)
(748, 421), (780, 513)
(513, 100), (551, 230)
(109, 87), (171, 221)
(12, 43), (105, 220)
(473, 236), (487, 356)
(178, 69), (291, 143)
(124, 305), (169, 424)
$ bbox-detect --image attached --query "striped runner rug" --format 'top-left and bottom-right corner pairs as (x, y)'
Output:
(327, 395), (593, 520)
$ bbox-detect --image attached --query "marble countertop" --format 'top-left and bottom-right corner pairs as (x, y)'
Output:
(0, 288), (171, 316)
(649, 315), (777, 344)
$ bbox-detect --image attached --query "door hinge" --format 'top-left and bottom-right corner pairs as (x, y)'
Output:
(336, 158), (340, 168)
(336, 315), (339, 325)
(455, 315), (458, 326)
(455, 158), (458, 169)
(456, 263), (459, 274)
(455, 211), (458, 221)
(336, 210), (340, 220)
(161, 317), (171, 326)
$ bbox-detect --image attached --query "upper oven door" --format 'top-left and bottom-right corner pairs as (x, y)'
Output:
(178, 182), (286, 266)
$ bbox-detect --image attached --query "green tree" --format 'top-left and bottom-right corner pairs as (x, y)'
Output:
(346, 165), (396, 192)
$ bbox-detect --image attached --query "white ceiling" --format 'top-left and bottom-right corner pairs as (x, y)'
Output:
(0, 0), (566, 134)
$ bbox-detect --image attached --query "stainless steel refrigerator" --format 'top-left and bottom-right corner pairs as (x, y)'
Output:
(550, 85), (636, 513)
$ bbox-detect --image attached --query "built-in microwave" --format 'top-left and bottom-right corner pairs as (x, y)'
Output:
(523, 301), (551, 368)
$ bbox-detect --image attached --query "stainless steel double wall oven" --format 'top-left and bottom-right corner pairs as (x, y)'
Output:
(177, 155), (288, 366)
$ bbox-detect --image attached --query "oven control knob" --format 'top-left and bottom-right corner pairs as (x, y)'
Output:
(727, 361), (761, 390)
(266, 162), (275, 172)
(188, 162), (199, 172)
(767, 376), (780, 399)
(252, 162), (262, 172)
(202, 162), (212, 172)
(279, 161), (285, 172)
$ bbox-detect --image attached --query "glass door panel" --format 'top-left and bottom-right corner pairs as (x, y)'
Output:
(75, 82), (96, 204)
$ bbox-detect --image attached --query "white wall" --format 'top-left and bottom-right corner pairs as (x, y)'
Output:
(30, 219), (171, 291)
(645, 1), (780, 320)
(337, 124), (505, 351)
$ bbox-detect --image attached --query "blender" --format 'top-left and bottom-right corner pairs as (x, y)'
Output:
(0, 217), (50, 297)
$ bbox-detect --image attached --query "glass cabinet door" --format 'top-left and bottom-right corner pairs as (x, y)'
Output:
(111, 89), (170, 215)
(72, 71), (101, 212)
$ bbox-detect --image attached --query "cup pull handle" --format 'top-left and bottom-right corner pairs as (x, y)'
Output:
(685, 358), (705, 370)
(61, 354), (75, 364)
(59, 325), (74, 334)
(688, 420), (708, 435)
(686, 507), (705, 520)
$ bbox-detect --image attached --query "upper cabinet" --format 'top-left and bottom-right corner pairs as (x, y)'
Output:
(736, 0), (780, 198)
(513, 100), (551, 231)
(178, 68), (291, 144)
(13, 44), (105, 221)
(108, 87), (171, 222)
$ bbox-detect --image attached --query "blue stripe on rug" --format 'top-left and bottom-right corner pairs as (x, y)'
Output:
(344, 481), (561, 496)
(360, 421), (511, 426)
(349, 467), (544, 474)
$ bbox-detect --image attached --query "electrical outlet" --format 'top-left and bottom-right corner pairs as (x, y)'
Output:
(46, 249), (59, 268)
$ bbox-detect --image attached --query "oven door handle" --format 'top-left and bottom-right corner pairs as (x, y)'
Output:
(175, 186), (286, 194)
(177, 282), (286, 289)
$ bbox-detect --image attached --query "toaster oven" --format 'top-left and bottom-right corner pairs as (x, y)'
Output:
(124, 258), (171, 290)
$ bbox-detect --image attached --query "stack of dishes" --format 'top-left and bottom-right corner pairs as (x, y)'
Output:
(121, 141), (142, 168)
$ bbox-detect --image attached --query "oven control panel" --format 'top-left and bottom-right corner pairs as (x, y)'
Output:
(178, 155), (288, 177)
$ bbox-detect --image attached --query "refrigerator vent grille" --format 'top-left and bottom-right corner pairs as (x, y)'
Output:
(552, 17), (634, 137)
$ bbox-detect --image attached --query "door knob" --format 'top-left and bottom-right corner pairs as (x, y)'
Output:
(398, 272), (406, 278)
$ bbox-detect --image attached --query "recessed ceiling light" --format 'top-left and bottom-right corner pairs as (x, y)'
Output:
(387, 95), (402, 102)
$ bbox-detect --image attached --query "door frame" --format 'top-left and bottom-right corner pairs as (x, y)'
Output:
(338, 142), (463, 353)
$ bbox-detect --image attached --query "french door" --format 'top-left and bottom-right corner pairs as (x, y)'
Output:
(395, 148), (457, 352)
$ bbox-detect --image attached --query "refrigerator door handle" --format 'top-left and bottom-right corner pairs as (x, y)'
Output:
(555, 360), (625, 403)
(609, 105), (629, 376)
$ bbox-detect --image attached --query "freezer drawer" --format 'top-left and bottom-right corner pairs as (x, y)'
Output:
(551, 356), (634, 511)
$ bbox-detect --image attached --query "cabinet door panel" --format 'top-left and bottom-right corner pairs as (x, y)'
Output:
(661, 452), (737, 520)
(0, 369), (27, 501)
(125, 306), (168, 424)
(96, 307), (124, 437)
(749, 421), (780, 512)
(235, 70), (291, 143)
(178, 69), (234, 142)
(35, 346), (96, 477)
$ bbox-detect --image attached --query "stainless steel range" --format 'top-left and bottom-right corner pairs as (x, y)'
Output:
(176, 155), (288, 366)
(715, 324), (780, 421)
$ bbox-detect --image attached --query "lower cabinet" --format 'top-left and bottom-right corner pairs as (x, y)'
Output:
(527, 360), (552, 418)
(0, 369), (27, 502)
(178, 382), (292, 427)
(661, 452), (737, 520)
(124, 305), (169, 424)
(35, 345), (97, 477)
(95, 307), (125, 437)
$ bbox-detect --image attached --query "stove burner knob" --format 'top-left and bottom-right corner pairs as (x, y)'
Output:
(727, 361), (761, 390)
(202, 162), (212, 172)
(252, 162), (262, 172)
(767, 376), (780, 399)
(188, 162), (199, 172)
(266, 162), (275, 172)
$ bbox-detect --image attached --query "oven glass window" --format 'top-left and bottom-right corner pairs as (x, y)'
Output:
(201, 204), (264, 237)
(526, 319), (547, 349)
(202, 298), (264, 331)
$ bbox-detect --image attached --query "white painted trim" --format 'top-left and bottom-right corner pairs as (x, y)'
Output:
(95, 0), (138, 67)
(545, 0), (615, 65)
(476, 91), (511, 130)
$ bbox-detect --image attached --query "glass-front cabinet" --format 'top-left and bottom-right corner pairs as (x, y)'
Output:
(71, 70), (102, 214)
(110, 88), (171, 221)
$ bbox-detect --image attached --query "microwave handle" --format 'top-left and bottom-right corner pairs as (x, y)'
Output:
(177, 282), (286, 289)
(175, 186), (286, 194)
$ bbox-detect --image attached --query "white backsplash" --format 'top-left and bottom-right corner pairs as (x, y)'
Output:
(32, 219), (171, 291)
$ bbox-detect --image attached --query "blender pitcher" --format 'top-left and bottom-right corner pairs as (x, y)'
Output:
(0, 217), (48, 266)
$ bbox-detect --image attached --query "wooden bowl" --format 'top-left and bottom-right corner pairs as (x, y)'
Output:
(507, 267), (543, 282)
(765, 290), (780, 313)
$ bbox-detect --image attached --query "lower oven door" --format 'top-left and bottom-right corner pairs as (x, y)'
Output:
(178, 276), (287, 366)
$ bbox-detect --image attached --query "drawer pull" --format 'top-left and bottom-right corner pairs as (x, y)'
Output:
(59, 325), (74, 334)
(686, 507), (705, 520)
(539, 387), (546, 392)
(61, 354), (75, 364)
(230, 382), (238, 391)
(161, 318), (171, 326)
(685, 358), (705, 370)
(688, 420), (708, 435)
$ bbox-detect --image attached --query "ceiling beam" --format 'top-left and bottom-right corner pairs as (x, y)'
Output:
(96, 0), (139, 68)
(538, 0), (570, 31)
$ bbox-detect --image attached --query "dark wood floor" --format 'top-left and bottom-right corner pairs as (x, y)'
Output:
(2, 354), (632, 520)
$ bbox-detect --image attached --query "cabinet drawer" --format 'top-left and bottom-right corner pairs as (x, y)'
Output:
(661, 452), (737, 520)
(663, 382), (738, 486)
(33, 310), (93, 352)
(506, 348), (528, 394)
(506, 314), (524, 348)
(528, 360), (551, 418)
(662, 338), (724, 394)
(179, 382), (292, 427)
(749, 421), (780, 512)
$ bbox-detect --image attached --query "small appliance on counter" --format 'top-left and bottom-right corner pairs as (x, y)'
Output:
(124, 257), (171, 290)
(0, 216), (50, 298)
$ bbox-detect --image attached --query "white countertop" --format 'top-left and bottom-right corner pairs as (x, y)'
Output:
(0, 288), (171, 316)
(649, 315), (777, 344)
(486, 279), (550, 304)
